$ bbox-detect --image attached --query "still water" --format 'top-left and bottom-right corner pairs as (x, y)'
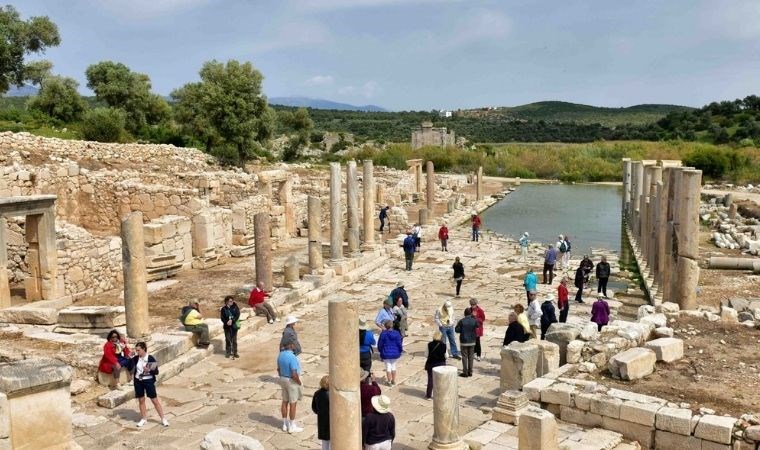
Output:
(481, 183), (623, 254)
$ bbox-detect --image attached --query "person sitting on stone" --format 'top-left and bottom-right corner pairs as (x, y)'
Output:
(513, 303), (531, 335)
(248, 281), (279, 324)
(503, 312), (530, 346)
(180, 301), (210, 348)
(98, 329), (132, 388)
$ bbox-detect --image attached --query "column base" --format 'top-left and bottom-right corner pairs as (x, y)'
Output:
(428, 439), (469, 450)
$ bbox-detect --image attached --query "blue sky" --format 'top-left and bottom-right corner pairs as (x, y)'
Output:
(17, 0), (760, 111)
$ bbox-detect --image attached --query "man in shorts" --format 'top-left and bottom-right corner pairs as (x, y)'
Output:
(277, 341), (303, 433)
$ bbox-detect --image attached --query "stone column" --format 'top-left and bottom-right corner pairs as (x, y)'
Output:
(645, 165), (662, 269)
(254, 212), (273, 291)
(426, 161), (435, 213)
(362, 160), (375, 247)
(665, 168), (684, 304)
(278, 179), (295, 236)
(656, 169), (672, 290)
(346, 161), (360, 256)
(476, 166), (484, 201)
(419, 208), (428, 226)
(283, 255), (299, 287)
(0, 217), (10, 308)
(631, 161), (643, 237)
(328, 295), (361, 450)
(416, 164), (423, 194)
(639, 164), (652, 254)
(329, 162), (344, 261)
(121, 212), (149, 338)
(652, 181), (664, 280)
(429, 365), (468, 450)
(674, 169), (702, 310)
(518, 407), (559, 450)
(376, 182), (385, 205)
(622, 158), (631, 215)
(24, 214), (43, 301)
(307, 196), (323, 273)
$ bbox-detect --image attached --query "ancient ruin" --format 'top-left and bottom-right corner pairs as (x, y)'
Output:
(411, 122), (456, 149)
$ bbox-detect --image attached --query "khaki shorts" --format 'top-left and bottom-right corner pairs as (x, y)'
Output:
(279, 376), (302, 403)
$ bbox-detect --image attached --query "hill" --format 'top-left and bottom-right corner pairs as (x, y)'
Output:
(268, 96), (386, 112)
(3, 84), (39, 97)
(459, 101), (693, 126)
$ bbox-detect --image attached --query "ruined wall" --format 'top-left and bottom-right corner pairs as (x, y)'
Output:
(143, 216), (193, 269)
(55, 224), (122, 298)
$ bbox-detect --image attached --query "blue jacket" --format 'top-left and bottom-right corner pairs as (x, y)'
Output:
(524, 272), (538, 292)
(403, 235), (416, 253)
(377, 329), (403, 360)
(544, 248), (558, 265)
(360, 330), (376, 354)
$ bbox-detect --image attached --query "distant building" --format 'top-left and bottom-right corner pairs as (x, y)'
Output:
(438, 109), (452, 118)
(411, 121), (455, 149)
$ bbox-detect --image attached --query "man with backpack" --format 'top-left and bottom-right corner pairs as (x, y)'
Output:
(556, 235), (568, 270)
(402, 231), (416, 271)
(379, 206), (389, 232)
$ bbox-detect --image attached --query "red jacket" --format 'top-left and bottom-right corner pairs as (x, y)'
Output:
(472, 216), (481, 228)
(557, 284), (569, 309)
(248, 287), (269, 306)
(438, 226), (449, 240)
(98, 339), (131, 374)
(471, 305), (486, 337)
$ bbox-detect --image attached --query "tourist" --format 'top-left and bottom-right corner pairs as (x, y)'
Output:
(98, 329), (131, 388)
(596, 255), (611, 298)
(519, 232), (530, 263)
(471, 212), (481, 242)
(379, 206), (389, 232)
(220, 295), (240, 359)
(503, 312), (530, 346)
(402, 231), (416, 271)
(455, 307), (478, 377)
(424, 331), (447, 400)
(557, 277), (570, 323)
(540, 294), (558, 340)
(359, 318), (376, 372)
(562, 235), (572, 269)
(280, 315), (302, 356)
(527, 294), (543, 338)
(130, 341), (169, 427)
(248, 281), (279, 324)
(523, 267), (538, 303)
(389, 281), (409, 309)
(469, 298), (486, 361)
(438, 222), (449, 251)
(375, 298), (396, 330)
(434, 300), (461, 360)
(360, 370), (382, 417)
(277, 340), (304, 433)
(574, 263), (585, 304)
(452, 256), (465, 297)
(392, 297), (408, 338)
(362, 395), (395, 450)
(411, 222), (422, 251)
(377, 320), (403, 386)
(180, 300), (210, 348)
(543, 245), (558, 284)
(591, 293), (611, 332)
(514, 303), (531, 335)
(580, 255), (594, 284)
(311, 375), (330, 450)
(556, 235), (567, 270)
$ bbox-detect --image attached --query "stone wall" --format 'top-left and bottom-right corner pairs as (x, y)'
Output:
(143, 215), (193, 269)
(56, 223), (122, 299)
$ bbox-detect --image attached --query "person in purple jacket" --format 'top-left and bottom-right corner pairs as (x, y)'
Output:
(590, 293), (611, 332)
(377, 320), (403, 386)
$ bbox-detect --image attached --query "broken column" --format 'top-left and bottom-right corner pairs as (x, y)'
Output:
(329, 162), (344, 261)
(665, 167), (684, 304)
(674, 169), (702, 310)
(376, 182), (385, 205)
(622, 158), (631, 215)
(429, 365), (468, 450)
(419, 208), (428, 226)
(121, 211), (149, 338)
(417, 163), (423, 194)
(283, 255), (299, 287)
(518, 407), (559, 450)
(500, 342), (539, 392)
(346, 161), (360, 256)
(362, 160), (375, 247)
(0, 217), (9, 308)
(492, 390), (530, 425)
(426, 160), (435, 213)
(630, 161), (643, 238)
(476, 166), (484, 201)
(328, 295), (361, 450)
(254, 212), (273, 291)
(307, 196), (323, 273)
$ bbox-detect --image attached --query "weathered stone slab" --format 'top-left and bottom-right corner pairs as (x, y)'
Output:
(545, 323), (581, 365)
(608, 347), (656, 380)
(655, 407), (693, 435)
(200, 428), (264, 450)
(535, 340), (559, 376)
(517, 407), (558, 450)
(645, 337), (684, 363)
(619, 400), (661, 426)
(57, 306), (125, 329)
(0, 306), (58, 325)
(693, 414), (737, 444)
(500, 342), (539, 392)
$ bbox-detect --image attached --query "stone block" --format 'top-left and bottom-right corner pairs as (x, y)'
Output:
(693, 414), (737, 444)
(521, 377), (554, 402)
(0, 394), (8, 439)
(517, 407), (558, 450)
(701, 441), (731, 450)
(535, 340), (559, 376)
(500, 342), (539, 392)
(619, 400), (661, 426)
(0, 306), (58, 325)
(645, 337), (684, 363)
(656, 407), (693, 435)
(721, 306), (739, 322)
(559, 406), (602, 428)
(142, 223), (163, 245)
(609, 347), (656, 380)
(545, 323), (581, 365)
(589, 394), (622, 419)
(57, 306), (126, 329)
(201, 428), (264, 450)
(655, 327), (674, 338)
(654, 430), (701, 450)
(566, 340), (584, 364)
(579, 322), (599, 340)
(601, 416), (655, 449)
(540, 382), (575, 407)
(574, 392), (594, 411)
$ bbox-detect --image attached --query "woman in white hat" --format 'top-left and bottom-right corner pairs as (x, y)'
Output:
(362, 395), (395, 450)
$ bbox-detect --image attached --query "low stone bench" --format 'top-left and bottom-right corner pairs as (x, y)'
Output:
(608, 347), (656, 380)
(644, 337), (684, 363)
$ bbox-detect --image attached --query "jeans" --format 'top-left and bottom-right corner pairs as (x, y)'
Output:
(425, 361), (446, 397)
(559, 304), (569, 323)
(461, 345), (475, 376)
(185, 323), (210, 344)
(472, 227), (479, 242)
(543, 263), (554, 284)
(441, 239), (448, 251)
(439, 326), (459, 357)
(224, 327), (238, 356)
(474, 336), (482, 358)
(405, 252), (414, 270)
(455, 279), (463, 296)
(597, 277), (609, 296)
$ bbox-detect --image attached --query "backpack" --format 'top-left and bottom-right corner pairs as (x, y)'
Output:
(559, 241), (568, 252)
(565, 240), (571, 252)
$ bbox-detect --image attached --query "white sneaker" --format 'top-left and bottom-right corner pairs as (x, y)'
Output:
(288, 423), (304, 434)
(282, 421), (288, 431)
(268, 319), (274, 324)
(475, 355), (481, 361)
(162, 418), (169, 427)
(275, 318), (281, 322)
(137, 418), (147, 427)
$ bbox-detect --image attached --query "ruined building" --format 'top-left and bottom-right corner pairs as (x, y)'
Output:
(411, 121), (455, 149)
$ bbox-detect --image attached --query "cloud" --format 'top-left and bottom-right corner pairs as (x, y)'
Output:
(338, 81), (379, 98)
(93, 0), (211, 20)
(246, 19), (333, 54)
(451, 9), (511, 46)
(304, 75), (334, 86)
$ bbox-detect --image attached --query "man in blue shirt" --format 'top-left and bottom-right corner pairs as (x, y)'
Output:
(359, 318), (376, 371)
(277, 342), (303, 434)
(402, 231), (416, 271)
(543, 244), (558, 285)
(375, 299), (395, 330)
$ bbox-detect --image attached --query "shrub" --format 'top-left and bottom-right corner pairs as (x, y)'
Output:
(81, 107), (127, 142)
(683, 147), (729, 179)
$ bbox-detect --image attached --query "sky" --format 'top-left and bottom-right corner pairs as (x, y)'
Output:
(16, 0), (760, 111)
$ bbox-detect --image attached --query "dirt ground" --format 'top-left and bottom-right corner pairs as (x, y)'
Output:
(696, 230), (760, 308)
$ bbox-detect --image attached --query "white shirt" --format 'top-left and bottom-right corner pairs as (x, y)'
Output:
(135, 354), (155, 381)
(527, 300), (543, 326)
(412, 225), (422, 238)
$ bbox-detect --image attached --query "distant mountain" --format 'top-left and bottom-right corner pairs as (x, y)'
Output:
(4, 84), (39, 97)
(269, 96), (386, 112)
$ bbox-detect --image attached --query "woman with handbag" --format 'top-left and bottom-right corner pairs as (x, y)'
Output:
(130, 341), (169, 427)
(98, 329), (132, 388)
(220, 295), (241, 359)
(423, 331), (447, 400)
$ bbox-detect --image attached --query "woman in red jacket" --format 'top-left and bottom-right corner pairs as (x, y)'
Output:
(557, 277), (570, 323)
(98, 329), (132, 387)
(438, 223), (449, 252)
(469, 298), (486, 361)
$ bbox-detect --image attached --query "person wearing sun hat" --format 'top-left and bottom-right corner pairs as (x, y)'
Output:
(362, 394), (395, 449)
(519, 232), (530, 263)
(540, 293), (558, 340)
(279, 315), (301, 356)
(434, 300), (460, 360)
